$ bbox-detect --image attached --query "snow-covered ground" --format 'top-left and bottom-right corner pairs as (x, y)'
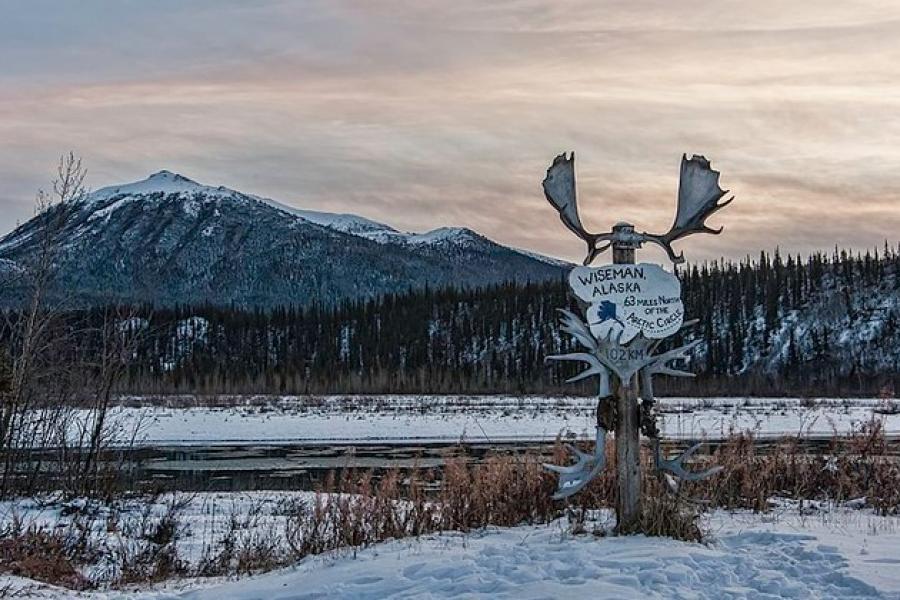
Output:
(95, 395), (900, 446)
(158, 514), (897, 599)
(2, 495), (898, 599)
(0, 493), (310, 577)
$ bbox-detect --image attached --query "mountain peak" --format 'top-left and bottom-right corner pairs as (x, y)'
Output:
(147, 170), (193, 183)
(70, 171), (566, 267)
(89, 170), (215, 202)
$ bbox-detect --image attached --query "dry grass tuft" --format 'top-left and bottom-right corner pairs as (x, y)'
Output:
(0, 515), (95, 590)
(700, 419), (900, 514)
(113, 496), (187, 585)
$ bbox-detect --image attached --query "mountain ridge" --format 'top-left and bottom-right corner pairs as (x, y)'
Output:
(0, 171), (567, 307)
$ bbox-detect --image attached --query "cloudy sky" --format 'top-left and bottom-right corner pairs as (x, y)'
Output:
(1, 0), (899, 263)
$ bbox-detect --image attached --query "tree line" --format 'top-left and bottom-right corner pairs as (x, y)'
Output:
(6, 244), (895, 397)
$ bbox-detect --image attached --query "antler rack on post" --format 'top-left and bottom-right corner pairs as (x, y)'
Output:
(540, 151), (733, 521)
(542, 153), (733, 266)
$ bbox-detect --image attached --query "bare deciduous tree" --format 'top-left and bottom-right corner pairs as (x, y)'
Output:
(0, 154), (144, 499)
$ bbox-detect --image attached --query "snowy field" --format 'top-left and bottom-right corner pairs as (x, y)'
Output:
(2, 493), (898, 599)
(94, 395), (900, 446)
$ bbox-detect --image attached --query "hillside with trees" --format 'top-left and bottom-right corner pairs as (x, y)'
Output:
(5, 245), (894, 398)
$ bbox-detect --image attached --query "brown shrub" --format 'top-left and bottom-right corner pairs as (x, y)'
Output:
(0, 518), (94, 590)
(699, 420), (900, 515)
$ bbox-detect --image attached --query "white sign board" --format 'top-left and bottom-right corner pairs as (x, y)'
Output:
(569, 263), (684, 343)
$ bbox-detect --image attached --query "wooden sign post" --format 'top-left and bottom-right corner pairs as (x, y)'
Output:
(541, 154), (732, 533)
(611, 223), (641, 532)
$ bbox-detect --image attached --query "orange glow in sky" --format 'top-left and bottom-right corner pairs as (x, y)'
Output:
(2, 0), (899, 262)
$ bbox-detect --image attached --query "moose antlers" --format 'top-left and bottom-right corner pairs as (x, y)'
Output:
(542, 153), (613, 266)
(543, 427), (607, 500)
(653, 439), (723, 489)
(542, 153), (733, 265)
(642, 155), (734, 264)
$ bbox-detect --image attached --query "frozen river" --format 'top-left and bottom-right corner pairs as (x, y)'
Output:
(94, 395), (900, 446)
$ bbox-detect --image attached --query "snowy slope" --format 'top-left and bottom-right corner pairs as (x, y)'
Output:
(250, 195), (405, 241)
(683, 262), (900, 382)
(93, 172), (559, 263)
(151, 522), (884, 599)
(258, 191), (565, 266)
(84, 172), (508, 251)
(0, 171), (566, 307)
(4, 505), (893, 599)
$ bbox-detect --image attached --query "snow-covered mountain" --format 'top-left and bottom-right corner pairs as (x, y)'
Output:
(0, 171), (566, 307)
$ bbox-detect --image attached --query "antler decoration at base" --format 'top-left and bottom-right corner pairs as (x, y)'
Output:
(544, 427), (607, 500)
(653, 439), (723, 493)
